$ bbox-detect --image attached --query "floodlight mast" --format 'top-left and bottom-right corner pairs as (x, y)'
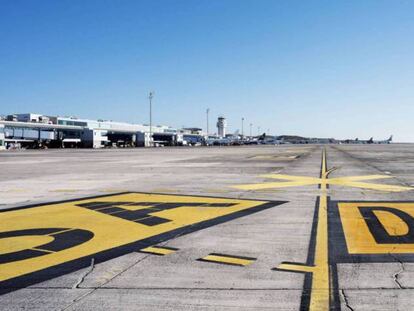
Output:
(149, 91), (154, 147)
(206, 108), (210, 135)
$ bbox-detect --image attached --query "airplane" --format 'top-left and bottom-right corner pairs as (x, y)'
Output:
(353, 137), (373, 144)
(342, 136), (392, 144)
(260, 134), (282, 145)
(372, 135), (393, 144)
(342, 137), (372, 144)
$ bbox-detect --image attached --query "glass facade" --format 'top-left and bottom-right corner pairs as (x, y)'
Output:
(0, 126), (4, 147)
(58, 120), (88, 127)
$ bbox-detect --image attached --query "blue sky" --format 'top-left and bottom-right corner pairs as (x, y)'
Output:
(1, 0), (414, 141)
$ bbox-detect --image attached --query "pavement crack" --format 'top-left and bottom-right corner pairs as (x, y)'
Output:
(340, 289), (354, 311)
(72, 258), (95, 289)
(61, 254), (151, 310)
(389, 253), (405, 289)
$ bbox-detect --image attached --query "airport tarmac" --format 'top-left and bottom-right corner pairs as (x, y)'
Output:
(2, 144), (414, 310)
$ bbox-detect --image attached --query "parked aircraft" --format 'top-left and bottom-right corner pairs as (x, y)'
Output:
(372, 135), (393, 144)
(342, 136), (392, 144)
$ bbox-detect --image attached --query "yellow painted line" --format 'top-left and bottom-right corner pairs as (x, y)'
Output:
(329, 180), (412, 192)
(307, 148), (330, 311)
(232, 171), (413, 193)
(139, 246), (178, 256)
(331, 175), (392, 181)
(309, 191), (330, 310)
(260, 174), (319, 181)
(199, 253), (256, 266)
(277, 263), (315, 273)
(233, 180), (317, 190)
(275, 149), (330, 310)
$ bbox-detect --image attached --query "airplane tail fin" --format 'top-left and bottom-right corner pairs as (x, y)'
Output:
(388, 135), (393, 142)
(258, 133), (266, 141)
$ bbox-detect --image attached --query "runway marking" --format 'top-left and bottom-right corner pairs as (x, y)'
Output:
(139, 245), (178, 256)
(252, 149), (414, 311)
(338, 202), (414, 254)
(0, 192), (285, 294)
(233, 172), (412, 192)
(198, 253), (256, 266)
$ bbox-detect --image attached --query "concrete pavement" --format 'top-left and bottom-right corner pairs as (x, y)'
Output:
(1, 144), (414, 310)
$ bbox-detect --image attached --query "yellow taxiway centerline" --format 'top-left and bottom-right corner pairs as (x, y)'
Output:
(308, 148), (330, 310)
(276, 149), (331, 310)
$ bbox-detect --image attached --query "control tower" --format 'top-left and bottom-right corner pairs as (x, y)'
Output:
(217, 116), (227, 137)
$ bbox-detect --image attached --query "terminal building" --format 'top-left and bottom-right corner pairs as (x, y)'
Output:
(0, 124), (5, 150)
(0, 113), (181, 149)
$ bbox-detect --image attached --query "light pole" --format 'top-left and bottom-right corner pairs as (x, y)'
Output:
(148, 91), (154, 147)
(206, 108), (210, 135)
(258, 126), (261, 135)
(241, 117), (244, 138)
(249, 123), (253, 137)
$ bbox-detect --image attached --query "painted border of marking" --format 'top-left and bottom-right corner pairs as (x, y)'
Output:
(325, 199), (414, 311)
(329, 200), (414, 263)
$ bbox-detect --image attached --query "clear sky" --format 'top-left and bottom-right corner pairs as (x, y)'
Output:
(1, 0), (414, 141)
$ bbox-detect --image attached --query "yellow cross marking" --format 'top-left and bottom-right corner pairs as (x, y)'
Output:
(233, 173), (412, 192)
